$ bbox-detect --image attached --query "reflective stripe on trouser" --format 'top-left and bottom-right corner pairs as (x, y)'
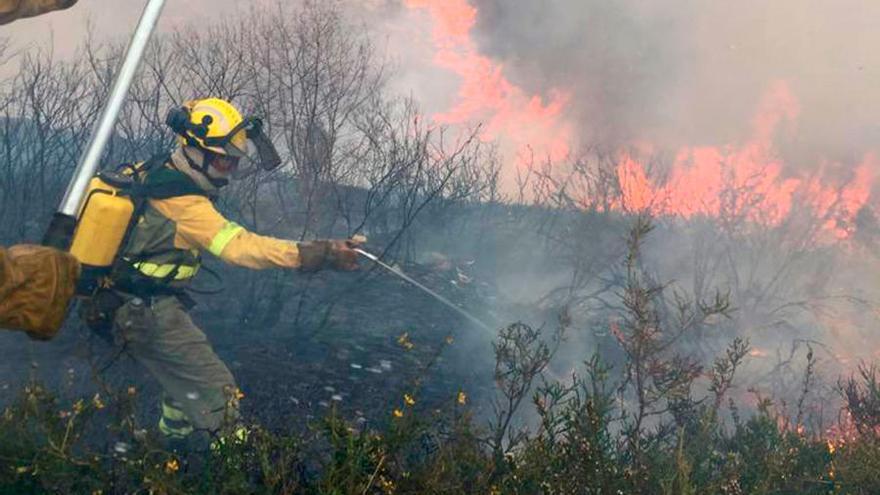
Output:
(159, 396), (194, 439)
(113, 295), (240, 437)
(211, 425), (250, 451)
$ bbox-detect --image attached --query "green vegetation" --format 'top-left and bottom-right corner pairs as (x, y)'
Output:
(2, 218), (877, 494)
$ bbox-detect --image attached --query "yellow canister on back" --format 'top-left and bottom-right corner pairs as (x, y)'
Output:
(69, 176), (134, 267)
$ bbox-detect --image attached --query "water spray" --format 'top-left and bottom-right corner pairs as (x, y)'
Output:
(354, 248), (495, 334)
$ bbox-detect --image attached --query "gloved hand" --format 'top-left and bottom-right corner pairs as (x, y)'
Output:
(298, 238), (363, 272)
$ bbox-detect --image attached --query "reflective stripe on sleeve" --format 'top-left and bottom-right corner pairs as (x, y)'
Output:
(208, 221), (245, 257)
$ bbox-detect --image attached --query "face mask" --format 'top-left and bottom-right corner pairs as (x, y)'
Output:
(203, 153), (235, 188)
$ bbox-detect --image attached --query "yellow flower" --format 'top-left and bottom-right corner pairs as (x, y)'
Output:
(392, 409), (404, 418)
(165, 458), (179, 473)
(379, 475), (395, 493)
(397, 332), (414, 350)
(235, 388), (245, 401)
(457, 391), (467, 405)
(72, 399), (85, 414)
(404, 394), (415, 407)
(92, 393), (105, 410)
(445, 335), (454, 345)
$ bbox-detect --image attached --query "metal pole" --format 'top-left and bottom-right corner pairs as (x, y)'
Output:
(43, 0), (165, 249)
(58, 0), (166, 217)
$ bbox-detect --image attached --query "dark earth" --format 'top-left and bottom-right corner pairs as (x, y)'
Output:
(0, 252), (510, 438)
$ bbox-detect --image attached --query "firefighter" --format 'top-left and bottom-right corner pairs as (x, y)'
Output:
(100, 97), (359, 445)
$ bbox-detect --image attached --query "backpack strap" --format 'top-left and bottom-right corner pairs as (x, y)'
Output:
(110, 154), (207, 274)
(122, 153), (209, 200)
(137, 167), (208, 199)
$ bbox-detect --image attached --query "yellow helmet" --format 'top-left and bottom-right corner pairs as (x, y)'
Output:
(167, 97), (249, 157)
(166, 97), (281, 171)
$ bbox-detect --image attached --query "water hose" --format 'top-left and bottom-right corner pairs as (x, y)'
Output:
(354, 248), (494, 334)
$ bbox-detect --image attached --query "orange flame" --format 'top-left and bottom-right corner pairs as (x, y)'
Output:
(404, 0), (573, 164)
(405, 2), (875, 237)
(613, 81), (875, 238)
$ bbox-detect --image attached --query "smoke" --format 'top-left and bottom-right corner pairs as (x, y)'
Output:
(8, 0), (880, 172)
(466, 0), (880, 168)
(384, 0), (880, 424)
(0, 0), (278, 69)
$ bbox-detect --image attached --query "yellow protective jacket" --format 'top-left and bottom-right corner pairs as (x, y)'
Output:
(0, 0), (78, 25)
(149, 195), (301, 270)
(117, 157), (301, 289)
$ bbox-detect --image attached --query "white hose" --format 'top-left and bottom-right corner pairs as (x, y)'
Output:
(354, 248), (494, 334)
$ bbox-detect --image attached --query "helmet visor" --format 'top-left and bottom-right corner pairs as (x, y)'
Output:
(223, 129), (248, 157)
(202, 120), (249, 157)
(202, 117), (280, 170)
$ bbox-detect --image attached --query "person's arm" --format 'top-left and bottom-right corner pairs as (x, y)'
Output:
(149, 195), (301, 269)
(1, 0), (79, 25)
(149, 195), (359, 271)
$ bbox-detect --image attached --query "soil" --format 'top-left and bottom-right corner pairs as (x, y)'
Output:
(0, 255), (503, 435)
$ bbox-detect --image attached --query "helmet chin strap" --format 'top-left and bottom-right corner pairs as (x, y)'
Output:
(182, 146), (229, 188)
(206, 175), (229, 188)
(203, 159), (230, 188)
